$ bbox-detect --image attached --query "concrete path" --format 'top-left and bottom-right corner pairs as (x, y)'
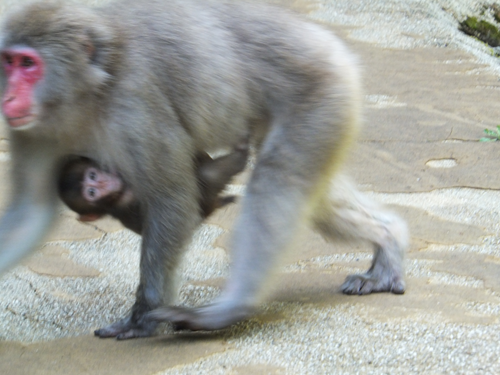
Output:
(0, 0), (499, 374)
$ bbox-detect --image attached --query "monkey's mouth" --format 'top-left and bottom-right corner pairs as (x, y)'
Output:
(6, 114), (36, 129)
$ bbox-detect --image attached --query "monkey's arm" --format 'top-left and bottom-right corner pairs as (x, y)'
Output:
(95, 189), (201, 339)
(0, 141), (59, 275)
(94, 127), (202, 339)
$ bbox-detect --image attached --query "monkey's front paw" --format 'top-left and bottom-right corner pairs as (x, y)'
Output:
(94, 314), (158, 339)
(341, 272), (405, 295)
(146, 303), (255, 331)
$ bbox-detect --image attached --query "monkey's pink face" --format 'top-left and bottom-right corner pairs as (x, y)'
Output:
(1, 47), (44, 129)
(83, 167), (123, 203)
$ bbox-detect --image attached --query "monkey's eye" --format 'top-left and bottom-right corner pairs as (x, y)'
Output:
(20, 56), (35, 68)
(88, 188), (96, 198)
(89, 171), (97, 180)
(2, 54), (13, 66)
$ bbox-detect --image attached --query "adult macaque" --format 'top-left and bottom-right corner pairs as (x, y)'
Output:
(0, 0), (408, 338)
(58, 142), (249, 233)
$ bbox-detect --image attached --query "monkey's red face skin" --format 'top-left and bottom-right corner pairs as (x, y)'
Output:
(1, 47), (44, 129)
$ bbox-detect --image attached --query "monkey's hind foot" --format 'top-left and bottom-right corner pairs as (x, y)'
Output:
(341, 271), (405, 295)
(146, 303), (255, 331)
(94, 314), (158, 340)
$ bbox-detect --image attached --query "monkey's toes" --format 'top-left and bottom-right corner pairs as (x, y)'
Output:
(341, 274), (405, 295)
(95, 316), (158, 339)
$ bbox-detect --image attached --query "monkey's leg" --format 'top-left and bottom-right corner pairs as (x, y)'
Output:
(95, 191), (200, 339)
(149, 180), (310, 329)
(313, 178), (408, 295)
(147, 123), (338, 331)
(145, 36), (362, 331)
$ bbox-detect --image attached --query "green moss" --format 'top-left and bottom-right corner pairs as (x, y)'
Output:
(459, 16), (500, 47)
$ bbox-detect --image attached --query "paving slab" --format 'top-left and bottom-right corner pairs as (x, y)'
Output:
(349, 142), (500, 191)
(0, 335), (229, 375)
(1, 0), (500, 374)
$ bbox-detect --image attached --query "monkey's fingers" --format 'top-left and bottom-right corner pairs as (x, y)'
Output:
(146, 304), (255, 331)
(116, 328), (157, 340)
(146, 306), (202, 331)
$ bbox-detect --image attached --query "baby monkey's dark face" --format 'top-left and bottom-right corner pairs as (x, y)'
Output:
(58, 158), (134, 223)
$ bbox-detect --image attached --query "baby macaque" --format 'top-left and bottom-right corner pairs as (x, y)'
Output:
(58, 143), (249, 234)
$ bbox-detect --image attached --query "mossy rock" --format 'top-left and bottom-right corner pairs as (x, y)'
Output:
(460, 16), (500, 47)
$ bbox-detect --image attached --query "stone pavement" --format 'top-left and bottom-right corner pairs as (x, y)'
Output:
(0, 0), (500, 374)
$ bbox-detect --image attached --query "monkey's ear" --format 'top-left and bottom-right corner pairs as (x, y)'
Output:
(83, 39), (96, 61)
(83, 24), (119, 88)
(78, 214), (103, 222)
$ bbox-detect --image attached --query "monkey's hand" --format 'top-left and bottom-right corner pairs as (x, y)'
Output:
(94, 311), (158, 339)
(145, 303), (255, 331)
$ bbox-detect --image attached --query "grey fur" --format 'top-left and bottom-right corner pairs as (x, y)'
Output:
(0, 0), (408, 337)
